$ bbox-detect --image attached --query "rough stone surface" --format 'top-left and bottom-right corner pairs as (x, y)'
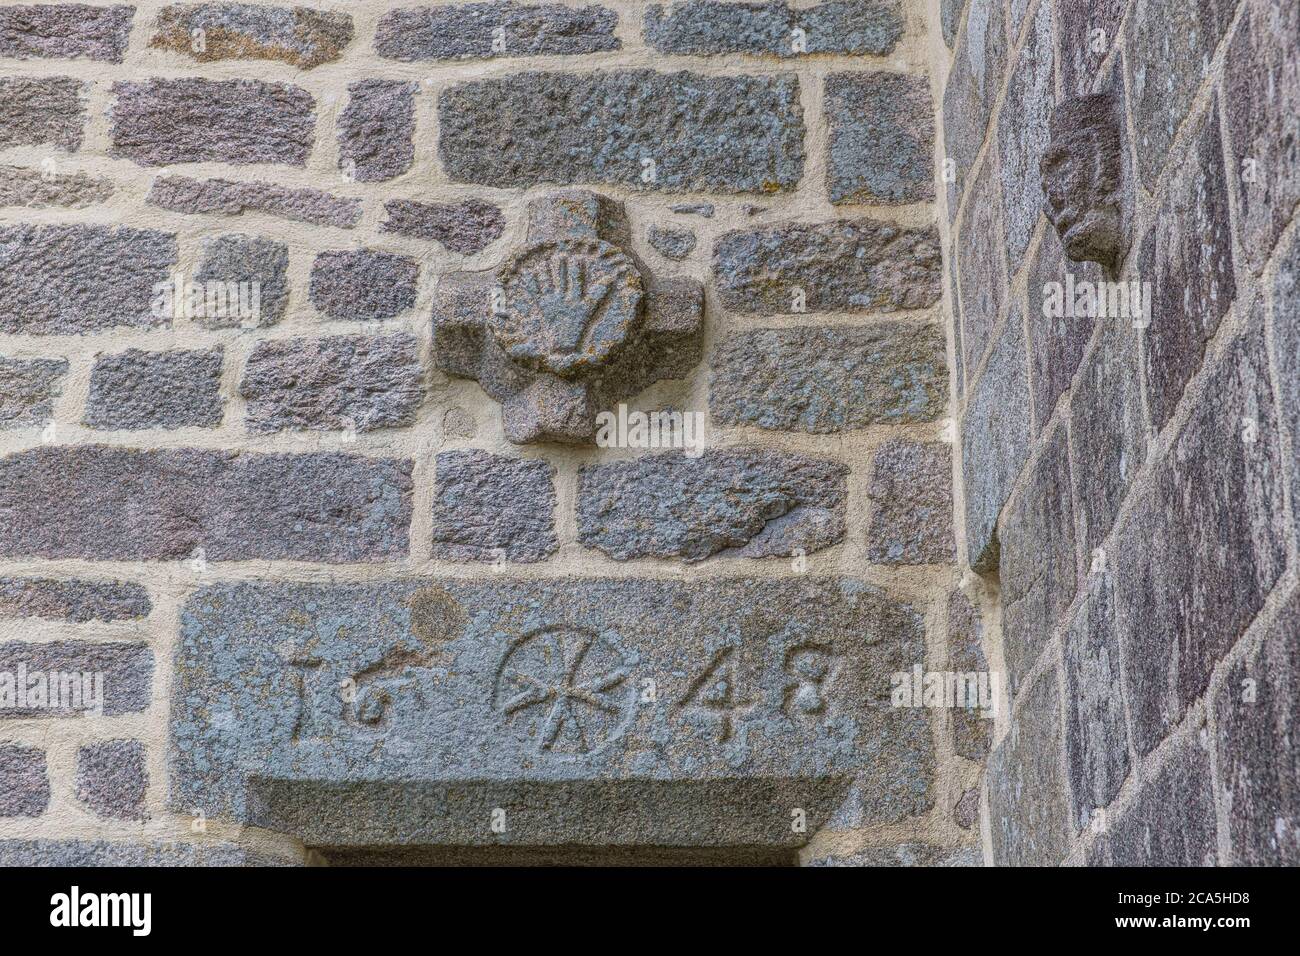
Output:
(0, 446), (413, 563)
(0, 76), (85, 150)
(1108, 738), (1218, 865)
(1114, 318), (1286, 755)
(1274, 228), (1300, 519)
(0, 357), (67, 429)
(0, 164), (113, 208)
(151, 3), (353, 68)
(1140, 103), (1236, 431)
(953, 787), (980, 829)
(948, 589), (990, 761)
(193, 234), (289, 328)
(242, 334), (424, 433)
(826, 71), (934, 206)
(711, 323), (947, 433)
(439, 71), (805, 194)
(0, 224), (177, 335)
(1027, 226), (1098, 432)
(0, 4), (133, 61)
(376, 3), (619, 60)
(0, 745), (48, 816)
(430, 450), (557, 563)
(1063, 572), (1130, 833)
(1000, 424), (1078, 698)
(309, 250), (419, 322)
(0, 840), (288, 867)
(0, 578), (151, 623)
(382, 199), (505, 255)
(808, 845), (981, 866)
(647, 225), (696, 260)
(956, 159), (1006, 374)
(148, 175), (362, 228)
(85, 348), (225, 431)
(644, 1), (903, 57)
(1124, 0), (1235, 189)
(987, 666), (1069, 866)
(672, 202), (713, 218)
(1214, 587), (1300, 865)
(0, 640), (152, 717)
(940, 0), (965, 48)
(577, 450), (847, 562)
(110, 78), (315, 167)
(169, 577), (932, 846)
(942, 0), (1008, 214)
(961, 303), (1032, 572)
(995, 0), (1054, 275)
(865, 440), (954, 565)
(1223, 0), (1300, 275)
(338, 80), (416, 183)
(77, 740), (148, 821)
(1059, 0), (1126, 95)
(713, 219), (942, 314)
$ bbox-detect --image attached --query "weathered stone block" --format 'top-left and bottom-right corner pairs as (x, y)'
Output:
(148, 176), (362, 229)
(0, 164), (113, 208)
(0, 447), (412, 563)
(940, 0), (965, 48)
(338, 80), (416, 184)
(961, 303), (1032, 571)
(0, 356), (66, 429)
(1124, 0), (1235, 189)
(0, 640), (152, 717)
(193, 234), (289, 329)
(865, 440), (954, 565)
(1115, 317), (1286, 755)
(1000, 424), (1079, 697)
(825, 72), (934, 206)
(645, 1), (903, 57)
(0, 745), (48, 816)
(0, 224), (177, 335)
(647, 225), (696, 261)
(1108, 738), (1217, 865)
(430, 450), (557, 563)
(310, 250), (419, 322)
(577, 450), (846, 562)
(987, 666), (1069, 866)
(169, 577), (932, 847)
(0, 4), (133, 61)
(242, 334), (424, 433)
(110, 78), (315, 167)
(948, 588), (990, 761)
(711, 323), (947, 433)
(77, 740), (148, 821)
(0, 76), (85, 150)
(1062, 572), (1130, 833)
(942, 0), (1008, 215)
(0, 578), (150, 623)
(85, 348), (224, 431)
(1214, 586), (1300, 865)
(1059, 0), (1126, 96)
(383, 199), (505, 255)
(713, 219), (942, 314)
(0, 840), (288, 867)
(956, 159), (1006, 374)
(808, 845), (981, 866)
(151, 3), (353, 68)
(1027, 227), (1097, 432)
(439, 71), (804, 194)
(377, 3), (619, 59)
(1274, 228), (1300, 520)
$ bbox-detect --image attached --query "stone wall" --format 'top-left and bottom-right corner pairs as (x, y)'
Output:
(941, 0), (1298, 865)
(0, 0), (986, 866)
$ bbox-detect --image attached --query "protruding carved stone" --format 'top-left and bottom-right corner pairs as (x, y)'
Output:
(433, 191), (704, 444)
(1040, 91), (1131, 272)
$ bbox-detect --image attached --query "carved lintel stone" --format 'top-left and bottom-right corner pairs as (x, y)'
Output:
(1040, 91), (1131, 272)
(432, 191), (704, 444)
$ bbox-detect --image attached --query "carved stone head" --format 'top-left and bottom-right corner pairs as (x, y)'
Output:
(1040, 91), (1130, 272)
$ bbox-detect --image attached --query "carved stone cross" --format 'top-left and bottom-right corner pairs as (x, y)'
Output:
(433, 191), (704, 444)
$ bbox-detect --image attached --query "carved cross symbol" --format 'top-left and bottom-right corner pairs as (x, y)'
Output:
(433, 191), (704, 444)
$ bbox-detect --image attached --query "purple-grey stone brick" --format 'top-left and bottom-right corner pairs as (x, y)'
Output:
(0, 578), (151, 622)
(338, 80), (416, 183)
(85, 348), (225, 431)
(431, 450), (557, 563)
(0, 745), (48, 816)
(866, 439), (955, 565)
(77, 740), (148, 821)
(826, 71), (934, 205)
(309, 249), (419, 322)
(0, 4), (134, 61)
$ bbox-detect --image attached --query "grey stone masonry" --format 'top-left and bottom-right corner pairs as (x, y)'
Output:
(151, 3), (354, 68)
(241, 334), (424, 433)
(438, 71), (805, 194)
(0, 357), (67, 429)
(0, 4), (134, 61)
(644, 1), (903, 56)
(193, 234), (290, 328)
(77, 741), (148, 821)
(826, 72), (934, 205)
(713, 219), (942, 314)
(0, 447), (413, 563)
(577, 450), (847, 562)
(865, 440), (954, 565)
(0, 578), (151, 622)
(148, 176), (362, 229)
(0, 640), (152, 717)
(376, 3), (620, 60)
(383, 199), (505, 254)
(1107, 738), (1218, 865)
(0, 841), (290, 867)
(85, 348), (225, 431)
(0, 224), (177, 335)
(710, 323), (947, 433)
(0, 76), (85, 150)
(110, 79), (316, 167)
(338, 80), (416, 183)
(948, 589), (989, 761)
(647, 225), (696, 261)
(942, 0), (1007, 215)
(0, 745), (48, 817)
(430, 450), (558, 563)
(310, 250), (419, 322)
(0, 164), (114, 208)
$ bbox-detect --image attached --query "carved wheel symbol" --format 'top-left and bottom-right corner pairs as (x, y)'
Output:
(494, 627), (635, 755)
